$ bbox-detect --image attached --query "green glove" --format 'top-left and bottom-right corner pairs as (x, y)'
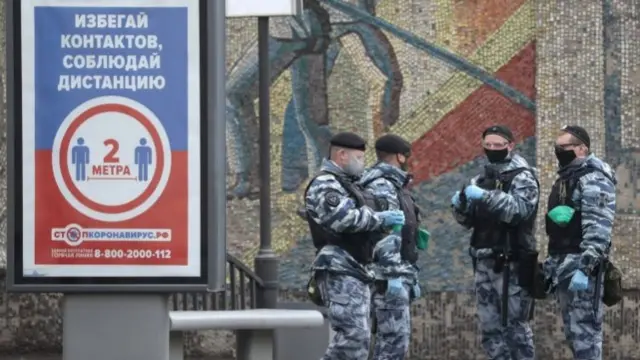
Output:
(417, 228), (430, 250)
(547, 205), (575, 227)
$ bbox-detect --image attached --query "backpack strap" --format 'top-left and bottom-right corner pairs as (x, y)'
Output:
(572, 166), (614, 184)
(303, 170), (361, 203)
(499, 167), (541, 225)
(303, 170), (331, 200)
(500, 167), (540, 190)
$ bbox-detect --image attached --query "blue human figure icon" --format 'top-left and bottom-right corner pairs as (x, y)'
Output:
(134, 138), (153, 181)
(71, 137), (90, 181)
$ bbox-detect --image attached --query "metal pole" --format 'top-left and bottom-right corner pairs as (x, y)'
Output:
(258, 16), (271, 252)
(207, 0), (227, 292)
(254, 16), (279, 309)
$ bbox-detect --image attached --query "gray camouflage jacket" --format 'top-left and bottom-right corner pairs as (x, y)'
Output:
(452, 153), (540, 259)
(359, 162), (419, 283)
(542, 154), (617, 287)
(307, 159), (382, 283)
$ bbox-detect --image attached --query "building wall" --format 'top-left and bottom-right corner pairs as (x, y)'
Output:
(225, 0), (639, 292)
(0, 0), (639, 358)
(228, 0), (538, 292)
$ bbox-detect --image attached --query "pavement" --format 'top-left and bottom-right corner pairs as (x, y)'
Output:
(3, 356), (231, 359)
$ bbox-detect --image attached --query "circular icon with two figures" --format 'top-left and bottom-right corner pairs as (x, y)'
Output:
(52, 96), (172, 222)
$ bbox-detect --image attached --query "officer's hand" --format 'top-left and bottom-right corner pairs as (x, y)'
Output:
(296, 206), (308, 220)
(386, 278), (408, 298)
(378, 210), (405, 227)
(417, 228), (430, 250)
(568, 270), (589, 291)
(451, 191), (461, 208)
(463, 185), (486, 201)
(412, 283), (421, 299)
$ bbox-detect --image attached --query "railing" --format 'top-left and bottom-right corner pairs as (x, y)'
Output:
(170, 253), (264, 311)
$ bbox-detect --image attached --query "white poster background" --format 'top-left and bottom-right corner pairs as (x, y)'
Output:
(226, 0), (302, 17)
(20, 0), (201, 278)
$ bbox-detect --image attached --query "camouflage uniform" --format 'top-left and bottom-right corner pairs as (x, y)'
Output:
(453, 154), (538, 360)
(543, 155), (616, 360)
(360, 162), (417, 359)
(308, 159), (384, 360)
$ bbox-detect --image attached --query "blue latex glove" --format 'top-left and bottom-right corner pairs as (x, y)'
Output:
(451, 191), (461, 208)
(386, 278), (407, 298)
(568, 270), (589, 291)
(412, 283), (421, 299)
(464, 185), (486, 201)
(378, 210), (405, 227)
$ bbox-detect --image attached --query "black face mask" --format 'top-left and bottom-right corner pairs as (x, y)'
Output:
(402, 174), (413, 187)
(484, 148), (509, 163)
(555, 147), (577, 167)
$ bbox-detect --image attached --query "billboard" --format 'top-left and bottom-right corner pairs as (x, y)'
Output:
(7, 0), (219, 291)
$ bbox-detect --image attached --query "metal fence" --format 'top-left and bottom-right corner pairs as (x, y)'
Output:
(170, 253), (264, 311)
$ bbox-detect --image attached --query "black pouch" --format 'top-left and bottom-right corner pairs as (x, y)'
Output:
(374, 280), (388, 295)
(603, 260), (623, 307)
(517, 251), (547, 299)
(493, 254), (506, 273)
(307, 276), (324, 307)
(517, 251), (537, 289)
(532, 263), (548, 300)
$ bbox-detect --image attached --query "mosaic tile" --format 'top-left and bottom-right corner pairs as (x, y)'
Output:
(535, 0), (606, 260)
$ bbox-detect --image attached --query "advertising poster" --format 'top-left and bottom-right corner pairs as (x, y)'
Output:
(20, 0), (201, 278)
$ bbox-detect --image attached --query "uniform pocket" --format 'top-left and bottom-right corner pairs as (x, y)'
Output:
(307, 276), (324, 307)
(375, 307), (410, 336)
(507, 285), (533, 322)
(328, 293), (365, 332)
(329, 293), (350, 306)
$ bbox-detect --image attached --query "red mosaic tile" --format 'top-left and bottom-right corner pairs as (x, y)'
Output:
(410, 41), (536, 184)
(453, 0), (528, 55)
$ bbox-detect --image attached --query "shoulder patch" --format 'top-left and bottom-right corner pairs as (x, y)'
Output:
(325, 191), (341, 207)
(597, 192), (612, 208)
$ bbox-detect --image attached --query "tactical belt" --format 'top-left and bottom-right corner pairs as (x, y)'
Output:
(547, 246), (581, 257)
(469, 250), (518, 274)
(491, 251), (516, 274)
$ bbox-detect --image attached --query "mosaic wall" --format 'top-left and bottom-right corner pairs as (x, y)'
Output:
(226, 0), (538, 292)
(225, 0), (640, 292)
(0, 0), (640, 358)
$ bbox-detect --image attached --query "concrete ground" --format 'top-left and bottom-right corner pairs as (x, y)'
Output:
(3, 356), (232, 359)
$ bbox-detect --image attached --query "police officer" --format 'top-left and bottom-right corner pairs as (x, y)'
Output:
(451, 125), (539, 360)
(359, 134), (427, 360)
(542, 126), (616, 360)
(305, 132), (406, 360)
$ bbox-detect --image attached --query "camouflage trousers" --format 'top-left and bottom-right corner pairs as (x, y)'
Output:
(556, 272), (604, 360)
(317, 271), (372, 360)
(475, 258), (535, 360)
(371, 283), (411, 360)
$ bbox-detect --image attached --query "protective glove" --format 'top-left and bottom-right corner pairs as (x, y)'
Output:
(547, 205), (575, 227)
(417, 228), (430, 250)
(411, 283), (421, 299)
(568, 270), (589, 291)
(451, 191), (461, 208)
(463, 184), (486, 201)
(378, 210), (405, 227)
(386, 278), (408, 298)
